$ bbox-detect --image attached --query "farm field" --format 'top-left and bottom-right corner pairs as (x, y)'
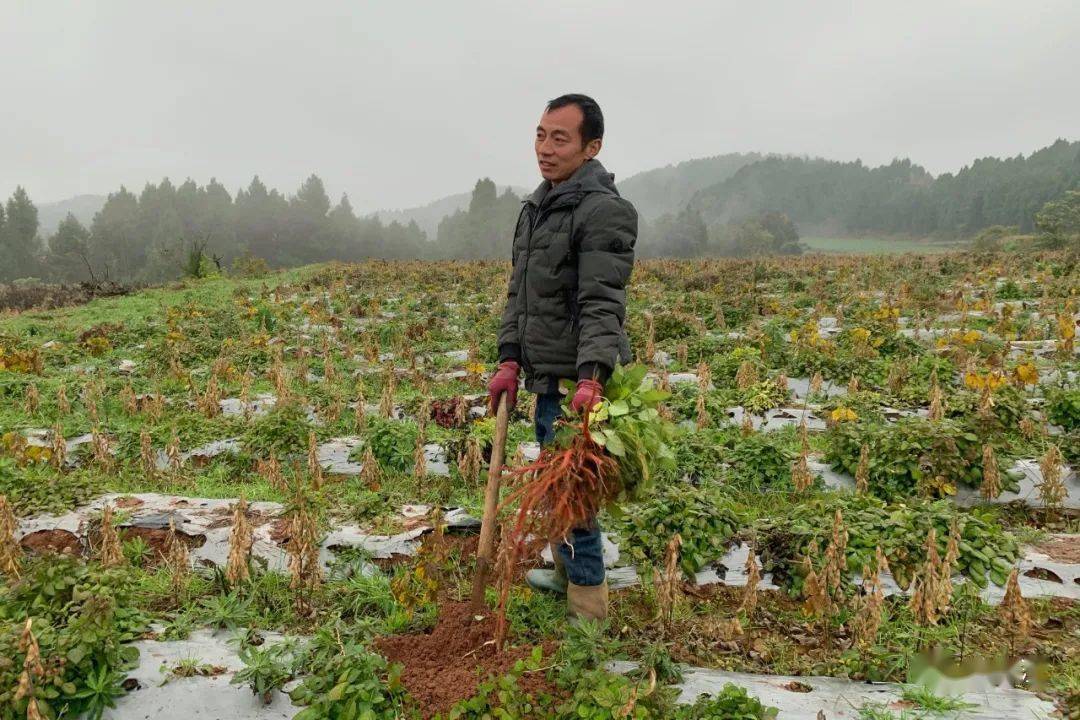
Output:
(0, 253), (1078, 719)
(800, 237), (964, 254)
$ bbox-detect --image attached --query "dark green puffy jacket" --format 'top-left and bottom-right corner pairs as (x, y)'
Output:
(497, 159), (637, 394)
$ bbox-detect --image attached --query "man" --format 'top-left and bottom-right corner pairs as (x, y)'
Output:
(487, 94), (637, 622)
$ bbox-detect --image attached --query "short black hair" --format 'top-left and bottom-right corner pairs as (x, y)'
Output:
(546, 94), (604, 145)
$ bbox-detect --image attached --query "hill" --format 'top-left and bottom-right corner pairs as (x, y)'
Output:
(617, 152), (763, 219)
(375, 184), (527, 240)
(37, 194), (106, 235)
(688, 139), (1080, 236)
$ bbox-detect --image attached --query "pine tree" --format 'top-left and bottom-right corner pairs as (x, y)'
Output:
(47, 213), (93, 281)
(1, 186), (40, 280)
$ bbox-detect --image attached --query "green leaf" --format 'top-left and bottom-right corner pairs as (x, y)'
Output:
(639, 389), (669, 405)
(328, 681), (348, 701)
(602, 430), (626, 457)
(623, 364), (648, 389)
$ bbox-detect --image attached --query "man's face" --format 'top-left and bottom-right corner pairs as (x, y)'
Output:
(535, 104), (602, 184)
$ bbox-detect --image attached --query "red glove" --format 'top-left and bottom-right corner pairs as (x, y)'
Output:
(570, 378), (604, 414)
(487, 360), (520, 414)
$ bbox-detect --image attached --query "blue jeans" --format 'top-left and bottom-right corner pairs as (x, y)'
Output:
(534, 392), (606, 587)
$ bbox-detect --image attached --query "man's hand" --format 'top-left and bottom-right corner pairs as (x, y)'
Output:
(569, 378), (604, 414)
(487, 360), (520, 414)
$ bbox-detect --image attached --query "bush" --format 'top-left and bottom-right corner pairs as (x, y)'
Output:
(613, 482), (740, 576)
(825, 418), (1001, 499)
(726, 433), (793, 489)
(0, 556), (149, 720)
(947, 385), (1031, 438)
(242, 401), (314, 458)
(759, 495), (1020, 592)
(670, 429), (730, 484)
(1046, 387), (1080, 431)
(360, 418), (420, 473)
(446, 648), (554, 718)
(288, 622), (407, 720)
(232, 254), (271, 278)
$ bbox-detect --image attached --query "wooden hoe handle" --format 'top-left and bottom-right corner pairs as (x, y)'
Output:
(470, 393), (510, 609)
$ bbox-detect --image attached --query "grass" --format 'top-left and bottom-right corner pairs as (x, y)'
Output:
(1, 270), (301, 336)
(899, 684), (976, 714)
(857, 686), (976, 720)
(802, 237), (963, 254)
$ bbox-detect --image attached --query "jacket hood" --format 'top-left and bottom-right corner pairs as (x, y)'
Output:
(526, 159), (619, 207)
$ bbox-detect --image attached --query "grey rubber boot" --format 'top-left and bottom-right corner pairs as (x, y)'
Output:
(525, 543), (568, 595)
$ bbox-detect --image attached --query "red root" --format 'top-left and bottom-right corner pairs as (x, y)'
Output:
(499, 430), (620, 547)
(492, 419), (620, 647)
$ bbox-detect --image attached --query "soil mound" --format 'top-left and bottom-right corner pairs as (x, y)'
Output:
(376, 601), (556, 718)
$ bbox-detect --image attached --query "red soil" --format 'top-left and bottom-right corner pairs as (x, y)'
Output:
(375, 601), (557, 718)
(20, 529), (83, 556)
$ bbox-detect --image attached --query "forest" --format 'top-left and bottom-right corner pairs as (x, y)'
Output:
(688, 138), (1080, 236)
(0, 177), (428, 284)
(0, 139), (1078, 283)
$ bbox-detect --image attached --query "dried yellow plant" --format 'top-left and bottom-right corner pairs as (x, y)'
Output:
(1038, 445), (1066, 509)
(998, 568), (1031, 639)
(97, 505), (124, 568)
(740, 545), (761, 618)
(735, 360), (758, 389)
(980, 444), (1002, 500)
(225, 496), (253, 586)
(0, 495), (22, 578)
(855, 443), (870, 495)
(51, 423), (67, 470)
(165, 518), (189, 596)
(24, 383), (40, 414)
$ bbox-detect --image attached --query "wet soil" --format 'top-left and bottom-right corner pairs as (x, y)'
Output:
(20, 529), (83, 555)
(376, 601), (558, 718)
(1034, 535), (1080, 564)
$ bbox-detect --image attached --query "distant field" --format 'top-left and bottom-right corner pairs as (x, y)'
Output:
(802, 236), (963, 254)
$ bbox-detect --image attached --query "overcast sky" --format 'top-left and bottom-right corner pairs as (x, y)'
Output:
(2, 1), (1078, 211)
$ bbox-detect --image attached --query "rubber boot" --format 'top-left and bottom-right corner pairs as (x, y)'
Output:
(567, 579), (609, 622)
(525, 543), (568, 595)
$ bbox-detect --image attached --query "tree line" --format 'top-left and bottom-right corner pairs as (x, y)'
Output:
(687, 138), (1080, 237)
(440, 139), (1080, 259)
(0, 176), (427, 283)
(0, 174), (806, 280)
(434, 179), (806, 260)
(1, 138), (1077, 283)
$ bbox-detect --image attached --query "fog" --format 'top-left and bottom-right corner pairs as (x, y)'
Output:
(2, 0), (1078, 210)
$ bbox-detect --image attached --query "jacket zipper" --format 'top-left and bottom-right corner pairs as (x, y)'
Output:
(519, 193), (578, 375)
(519, 203), (540, 374)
